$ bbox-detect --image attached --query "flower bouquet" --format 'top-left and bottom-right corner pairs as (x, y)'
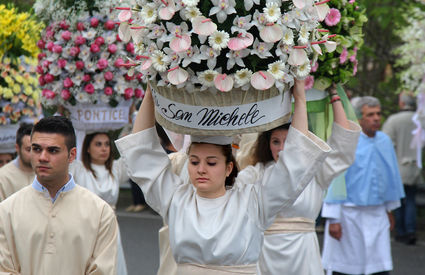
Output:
(116, 0), (337, 135)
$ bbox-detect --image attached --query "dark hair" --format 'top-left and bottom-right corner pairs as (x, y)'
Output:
(81, 132), (114, 179)
(188, 143), (239, 187)
(253, 123), (291, 165)
(31, 116), (76, 151)
(16, 123), (33, 147)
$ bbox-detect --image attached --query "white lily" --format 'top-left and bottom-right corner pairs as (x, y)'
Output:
(209, 0), (237, 23)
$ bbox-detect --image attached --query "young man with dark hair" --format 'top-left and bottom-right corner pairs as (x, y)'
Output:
(0, 116), (118, 274)
(0, 123), (34, 201)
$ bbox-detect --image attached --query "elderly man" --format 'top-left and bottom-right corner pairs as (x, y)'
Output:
(0, 123), (34, 201)
(0, 116), (118, 274)
(321, 96), (405, 275)
(383, 92), (422, 245)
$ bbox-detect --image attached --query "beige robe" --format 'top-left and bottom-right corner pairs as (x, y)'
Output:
(0, 160), (34, 201)
(0, 185), (118, 275)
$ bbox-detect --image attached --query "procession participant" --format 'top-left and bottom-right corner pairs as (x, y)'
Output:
(115, 80), (331, 274)
(0, 116), (118, 274)
(70, 132), (129, 275)
(0, 123), (34, 201)
(241, 89), (361, 275)
(0, 153), (13, 168)
(321, 96), (405, 275)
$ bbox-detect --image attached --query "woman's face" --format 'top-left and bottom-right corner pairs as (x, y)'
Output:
(188, 143), (233, 199)
(269, 129), (289, 162)
(87, 133), (110, 165)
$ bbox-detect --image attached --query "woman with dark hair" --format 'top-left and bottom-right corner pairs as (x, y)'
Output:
(115, 80), (332, 274)
(239, 89), (361, 275)
(70, 132), (128, 275)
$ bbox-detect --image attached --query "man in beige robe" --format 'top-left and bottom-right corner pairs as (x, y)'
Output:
(0, 116), (118, 275)
(0, 123), (34, 201)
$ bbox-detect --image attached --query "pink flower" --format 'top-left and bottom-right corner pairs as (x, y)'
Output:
(46, 41), (54, 51)
(116, 34), (121, 42)
(95, 37), (105, 46)
(63, 77), (74, 88)
(83, 74), (91, 82)
(61, 90), (71, 100)
(135, 88), (144, 98)
(325, 8), (341, 26)
(38, 76), (46, 86)
(45, 30), (55, 40)
(90, 43), (100, 53)
(104, 87), (113, 96)
(310, 62), (319, 73)
(84, 84), (95, 94)
(125, 73), (134, 81)
(37, 53), (46, 61)
(76, 22), (85, 31)
(136, 73), (143, 80)
(58, 59), (67, 68)
(76, 61), (85, 70)
(108, 44), (117, 54)
(42, 60), (50, 68)
(75, 36), (86, 46)
(59, 20), (69, 30)
(126, 43), (135, 54)
(97, 59), (108, 70)
(104, 71), (114, 81)
(104, 20), (115, 30)
(36, 65), (44, 74)
(42, 89), (56, 99)
(124, 88), (134, 99)
(350, 54), (357, 63)
(44, 74), (54, 83)
(349, 0), (355, 3)
(305, 75), (314, 90)
(69, 46), (80, 57)
(52, 45), (63, 54)
(37, 40), (45, 49)
(340, 48), (348, 64)
(61, 31), (72, 41)
(90, 17), (99, 28)
(114, 58), (124, 68)
(353, 60), (358, 76)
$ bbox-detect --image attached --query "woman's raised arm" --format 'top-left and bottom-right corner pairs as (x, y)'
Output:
(132, 84), (155, 133)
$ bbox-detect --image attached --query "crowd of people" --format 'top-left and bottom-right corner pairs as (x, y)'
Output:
(0, 80), (420, 274)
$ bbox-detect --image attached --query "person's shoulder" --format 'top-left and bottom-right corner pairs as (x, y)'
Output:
(376, 131), (393, 144)
(71, 185), (114, 213)
(386, 110), (415, 123)
(0, 161), (18, 176)
(0, 185), (34, 208)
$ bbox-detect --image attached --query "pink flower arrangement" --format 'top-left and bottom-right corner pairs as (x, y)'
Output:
(325, 8), (341, 27)
(37, 15), (143, 107)
(339, 48), (348, 64)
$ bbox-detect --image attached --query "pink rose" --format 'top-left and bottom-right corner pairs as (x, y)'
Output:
(76, 22), (85, 31)
(61, 31), (72, 41)
(135, 88), (144, 98)
(125, 73), (134, 81)
(90, 43), (100, 53)
(339, 48), (348, 64)
(126, 43), (135, 54)
(44, 74), (54, 83)
(42, 60), (50, 68)
(75, 36), (86, 46)
(52, 45), (63, 54)
(95, 36), (105, 46)
(84, 84), (95, 94)
(124, 88), (134, 100)
(136, 73), (143, 80)
(38, 76), (46, 86)
(45, 30), (55, 40)
(76, 61), (85, 70)
(104, 20), (115, 30)
(305, 76), (314, 90)
(36, 65), (44, 74)
(108, 44), (117, 54)
(97, 59), (108, 70)
(104, 71), (114, 81)
(114, 58), (124, 68)
(46, 41), (54, 51)
(83, 74), (91, 82)
(58, 59), (67, 68)
(69, 46), (80, 57)
(61, 90), (71, 100)
(37, 53), (46, 61)
(104, 87), (113, 96)
(325, 8), (341, 26)
(90, 17), (99, 28)
(42, 89), (56, 99)
(63, 77), (74, 88)
(59, 20), (69, 30)
(37, 40), (45, 49)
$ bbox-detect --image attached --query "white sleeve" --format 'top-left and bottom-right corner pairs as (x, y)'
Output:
(115, 127), (181, 219)
(321, 202), (342, 220)
(385, 200), (401, 212)
(315, 121), (361, 190)
(114, 158), (130, 186)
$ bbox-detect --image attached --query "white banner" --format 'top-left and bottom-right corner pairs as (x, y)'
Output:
(151, 87), (291, 131)
(0, 124), (19, 153)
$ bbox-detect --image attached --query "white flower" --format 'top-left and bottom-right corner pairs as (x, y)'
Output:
(282, 29), (294, 45)
(141, 3), (157, 24)
(226, 49), (249, 70)
(93, 74), (105, 89)
(268, 60), (286, 79)
(199, 45), (219, 69)
(231, 15), (253, 34)
(72, 72), (84, 86)
(152, 50), (170, 72)
(298, 25), (310, 45)
(165, 22), (189, 42)
(163, 47), (181, 67)
(99, 94), (110, 103)
(78, 45), (91, 61)
(234, 68), (252, 87)
(180, 46), (202, 67)
(83, 30), (97, 40)
(182, 0), (199, 7)
(100, 51), (110, 60)
(209, 0), (237, 23)
(243, 0), (260, 11)
(251, 38), (273, 59)
(49, 64), (62, 76)
(105, 33), (116, 44)
(198, 70), (218, 90)
(75, 92), (90, 103)
(85, 61), (97, 73)
(252, 10), (267, 27)
(182, 6), (201, 21)
(263, 2), (280, 23)
(65, 62), (77, 74)
(296, 62), (311, 78)
(208, 31), (230, 51)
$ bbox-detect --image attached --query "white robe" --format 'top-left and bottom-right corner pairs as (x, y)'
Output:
(115, 126), (330, 269)
(70, 160), (129, 275)
(0, 159), (35, 201)
(238, 122), (360, 275)
(0, 185), (118, 274)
